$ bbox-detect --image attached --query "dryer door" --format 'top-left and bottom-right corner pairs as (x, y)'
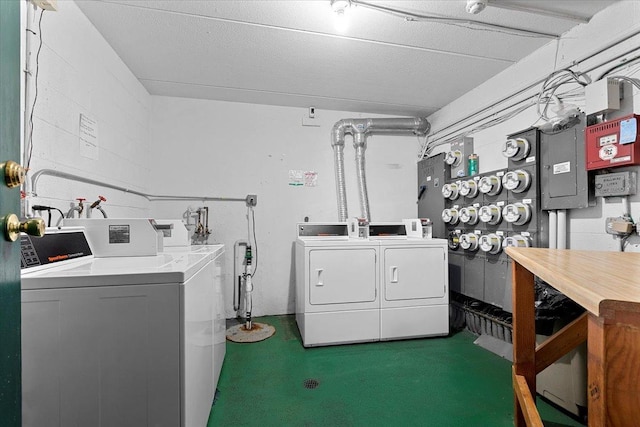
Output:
(308, 248), (376, 305)
(383, 246), (446, 301)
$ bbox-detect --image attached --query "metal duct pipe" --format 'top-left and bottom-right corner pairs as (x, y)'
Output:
(354, 140), (370, 222)
(333, 145), (348, 221)
(331, 117), (430, 221)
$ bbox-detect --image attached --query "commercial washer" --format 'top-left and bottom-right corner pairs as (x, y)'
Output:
(21, 227), (225, 427)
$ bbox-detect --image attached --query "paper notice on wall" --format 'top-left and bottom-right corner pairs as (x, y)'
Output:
(304, 171), (318, 187)
(289, 170), (318, 187)
(289, 170), (304, 186)
(79, 114), (99, 160)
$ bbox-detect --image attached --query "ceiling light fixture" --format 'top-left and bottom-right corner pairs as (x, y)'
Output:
(330, 0), (352, 32)
(331, 0), (351, 14)
(338, 0), (557, 39)
(465, 0), (487, 15)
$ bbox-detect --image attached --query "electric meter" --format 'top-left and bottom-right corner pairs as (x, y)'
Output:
(459, 206), (479, 225)
(502, 138), (530, 161)
(441, 208), (459, 225)
(502, 234), (532, 248)
(444, 150), (463, 167)
(459, 179), (479, 198)
(441, 183), (460, 200)
(448, 230), (461, 250)
(478, 204), (502, 225)
(459, 233), (479, 251)
(479, 233), (503, 254)
(502, 202), (532, 225)
(502, 169), (531, 193)
(478, 175), (502, 196)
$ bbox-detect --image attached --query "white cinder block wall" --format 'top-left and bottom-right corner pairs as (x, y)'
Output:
(427, 1), (640, 253)
(148, 97), (423, 317)
(20, 0), (421, 318)
(22, 0), (640, 318)
(23, 1), (152, 219)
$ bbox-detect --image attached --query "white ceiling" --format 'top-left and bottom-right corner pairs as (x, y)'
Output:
(75, 0), (617, 117)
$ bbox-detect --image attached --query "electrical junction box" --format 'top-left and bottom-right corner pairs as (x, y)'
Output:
(594, 171), (636, 197)
(585, 78), (620, 115)
(586, 114), (640, 170)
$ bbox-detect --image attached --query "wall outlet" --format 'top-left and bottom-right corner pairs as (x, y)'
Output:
(246, 194), (257, 207)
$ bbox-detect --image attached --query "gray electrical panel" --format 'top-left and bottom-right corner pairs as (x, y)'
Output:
(418, 153), (447, 238)
(441, 127), (547, 311)
(540, 114), (594, 209)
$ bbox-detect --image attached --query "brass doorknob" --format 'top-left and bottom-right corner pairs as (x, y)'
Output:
(0, 160), (26, 188)
(2, 214), (45, 242)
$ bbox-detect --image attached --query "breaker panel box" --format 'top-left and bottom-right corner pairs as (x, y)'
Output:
(586, 114), (640, 170)
(418, 153), (447, 238)
(541, 113), (594, 209)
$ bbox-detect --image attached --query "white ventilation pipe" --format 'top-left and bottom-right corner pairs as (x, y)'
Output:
(331, 117), (430, 221)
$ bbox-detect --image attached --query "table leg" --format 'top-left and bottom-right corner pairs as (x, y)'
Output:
(512, 261), (537, 427)
(588, 304), (640, 427)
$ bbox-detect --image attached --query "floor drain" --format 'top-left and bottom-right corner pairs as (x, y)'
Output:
(303, 379), (320, 389)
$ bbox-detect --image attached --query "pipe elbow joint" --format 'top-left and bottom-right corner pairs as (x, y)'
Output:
(414, 117), (431, 135)
(331, 120), (348, 148)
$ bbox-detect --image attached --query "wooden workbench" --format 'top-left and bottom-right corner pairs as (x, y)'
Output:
(505, 247), (640, 427)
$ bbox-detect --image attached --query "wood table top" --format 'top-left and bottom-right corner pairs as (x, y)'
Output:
(505, 247), (640, 316)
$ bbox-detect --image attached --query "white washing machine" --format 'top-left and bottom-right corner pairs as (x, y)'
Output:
(295, 223), (449, 347)
(20, 227), (225, 427)
(163, 242), (226, 390)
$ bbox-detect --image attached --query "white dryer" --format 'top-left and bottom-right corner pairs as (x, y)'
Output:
(295, 230), (380, 347)
(20, 228), (225, 427)
(375, 237), (449, 340)
(295, 223), (449, 347)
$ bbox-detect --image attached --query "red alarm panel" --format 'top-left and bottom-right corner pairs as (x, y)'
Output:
(586, 114), (640, 170)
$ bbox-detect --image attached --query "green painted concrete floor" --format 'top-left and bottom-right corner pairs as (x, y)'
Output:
(208, 315), (584, 427)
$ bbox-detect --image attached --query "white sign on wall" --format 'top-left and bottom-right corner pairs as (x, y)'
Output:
(289, 170), (318, 187)
(79, 113), (99, 160)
